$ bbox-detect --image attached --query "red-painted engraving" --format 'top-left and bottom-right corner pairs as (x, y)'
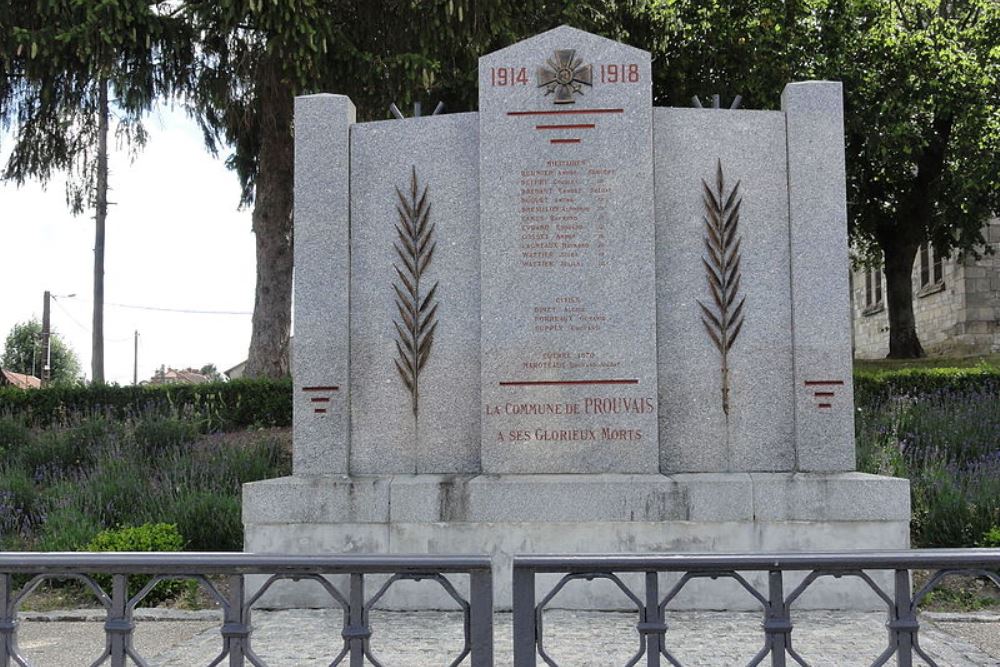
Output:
(310, 397), (330, 403)
(813, 391), (835, 397)
(500, 379), (639, 387)
(550, 138), (581, 144)
(507, 108), (625, 116)
(803, 380), (845, 386)
(817, 403), (832, 409)
(303, 385), (340, 391)
(535, 123), (596, 130)
(599, 63), (640, 83)
(313, 408), (328, 414)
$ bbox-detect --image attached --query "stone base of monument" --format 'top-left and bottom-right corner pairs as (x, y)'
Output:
(242, 472), (909, 611)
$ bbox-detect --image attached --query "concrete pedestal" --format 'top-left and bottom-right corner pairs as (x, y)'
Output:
(242, 472), (909, 611)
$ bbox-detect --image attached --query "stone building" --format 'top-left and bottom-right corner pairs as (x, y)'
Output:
(852, 218), (1000, 358)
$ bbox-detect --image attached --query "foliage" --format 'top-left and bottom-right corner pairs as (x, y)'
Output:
(87, 523), (187, 605)
(1, 320), (81, 385)
(0, 405), (289, 559)
(838, 0), (1000, 357)
(982, 526), (1000, 548)
(0, 378), (292, 430)
(855, 368), (1000, 548)
(0, 2), (190, 205)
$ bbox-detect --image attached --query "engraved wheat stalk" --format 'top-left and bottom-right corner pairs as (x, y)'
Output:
(697, 159), (746, 417)
(392, 166), (439, 417)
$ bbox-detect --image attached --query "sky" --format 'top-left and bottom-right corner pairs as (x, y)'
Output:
(0, 106), (259, 385)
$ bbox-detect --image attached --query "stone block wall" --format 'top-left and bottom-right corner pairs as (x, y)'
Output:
(852, 217), (1000, 358)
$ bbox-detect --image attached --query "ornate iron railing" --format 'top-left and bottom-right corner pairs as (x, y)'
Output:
(511, 549), (1000, 667)
(0, 553), (493, 667)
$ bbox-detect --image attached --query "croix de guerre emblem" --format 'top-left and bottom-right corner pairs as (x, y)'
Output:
(537, 49), (593, 104)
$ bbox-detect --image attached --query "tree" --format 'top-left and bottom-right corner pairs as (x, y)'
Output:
(582, 0), (999, 358)
(180, 0), (556, 378)
(835, 0), (1000, 357)
(199, 363), (224, 382)
(2, 320), (81, 385)
(0, 2), (191, 382)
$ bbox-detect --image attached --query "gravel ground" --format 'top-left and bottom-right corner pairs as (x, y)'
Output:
(8, 608), (1000, 666)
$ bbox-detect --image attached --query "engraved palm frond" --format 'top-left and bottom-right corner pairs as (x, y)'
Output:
(393, 166), (439, 417)
(697, 159), (746, 417)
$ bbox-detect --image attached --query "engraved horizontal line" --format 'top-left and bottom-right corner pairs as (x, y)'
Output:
(813, 391), (835, 397)
(313, 408), (328, 414)
(499, 379), (639, 387)
(804, 380), (845, 386)
(550, 138), (581, 144)
(310, 397), (331, 403)
(535, 123), (596, 130)
(302, 386), (340, 392)
(507, 108), (624, 116)
(817, 403), (833, 409)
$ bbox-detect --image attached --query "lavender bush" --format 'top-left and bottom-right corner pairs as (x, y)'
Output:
(856, 383), (1000, 548)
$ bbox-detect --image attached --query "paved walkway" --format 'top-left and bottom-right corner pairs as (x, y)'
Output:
(12, 609), (1000, 665)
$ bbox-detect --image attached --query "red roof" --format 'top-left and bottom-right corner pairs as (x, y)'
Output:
(0, 369), (42, 390)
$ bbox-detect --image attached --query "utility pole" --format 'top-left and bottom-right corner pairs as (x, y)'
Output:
(133, 330), (139, 385)
(41, 290), (51, 386)
(92, 77), (109, 385)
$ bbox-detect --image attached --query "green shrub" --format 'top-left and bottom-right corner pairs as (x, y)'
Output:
(164, 491), (242, 551)
(16, 417), (112, 481)
(36, 506), (100, 552)
(79, 459), (163, 528)
(86, 523), (188, 605)
(0, 467), (46, 543)
(0, 379), (291, 431)
(854, 367), (1000, 405)
(982, 526), (1000, 548)
(133, 416), (197, 457)
(0, 417), (32, 458)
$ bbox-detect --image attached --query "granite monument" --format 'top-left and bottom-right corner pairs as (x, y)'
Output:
(243, 26), (910, 610)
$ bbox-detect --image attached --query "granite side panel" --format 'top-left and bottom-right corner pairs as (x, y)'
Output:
(349, 113), (480, 474)
(293, 94), (355, 475)
(242, 475), (390, 524)
(479, 26), (659, 474)
(782, 82), (856, 471)
(654, 107), (794, 473)
(750, 472), (910, 521)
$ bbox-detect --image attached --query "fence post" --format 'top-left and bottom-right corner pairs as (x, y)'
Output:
(347, 573), (367, 667)
(891, 569), (915, 667)
(512, 565), (536, 667)
(640, 571), (663, 667)
(224, 574), (249, 667)
(106, 574), (132, 667)
(0, 574), (15, 667)
(764, 571), (789, 667)
(469, 567), (494, 667)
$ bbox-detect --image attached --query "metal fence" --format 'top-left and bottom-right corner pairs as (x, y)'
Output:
(2, 549), (999, 666)
(0, 553), (493, 667)
(512, 549), (1000, 667)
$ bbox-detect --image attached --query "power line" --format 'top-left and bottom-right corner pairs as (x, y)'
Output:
(105, 302), (252, 316)
(61, 297), (252, 316)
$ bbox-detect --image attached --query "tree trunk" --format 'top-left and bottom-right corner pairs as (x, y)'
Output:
(92, 77), (108, 384)
(882, 239), (925, 358)
(244, 61), (294, 379)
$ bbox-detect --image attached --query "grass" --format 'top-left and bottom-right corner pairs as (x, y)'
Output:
(854, 353), (1000, 373)
(0, 413), (291, 554)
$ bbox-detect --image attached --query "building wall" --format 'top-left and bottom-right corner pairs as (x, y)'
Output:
(852, 218), (1000, 359)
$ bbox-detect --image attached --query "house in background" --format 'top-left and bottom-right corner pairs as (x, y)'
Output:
(0, 369), (41, 390)
(852, 218), (1000, 358)
(146, 366), (212, 385)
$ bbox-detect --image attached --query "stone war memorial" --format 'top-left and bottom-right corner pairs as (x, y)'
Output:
(243, 26), (910, 609)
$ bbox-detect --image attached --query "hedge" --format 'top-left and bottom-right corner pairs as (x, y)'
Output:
(854, 367), (1000, 405)
(2, 368), (997, 430)
(0, 379), (291, 430)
